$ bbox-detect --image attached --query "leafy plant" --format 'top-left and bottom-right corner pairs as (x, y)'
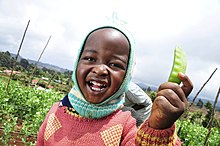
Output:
(177, 120), (220, 146)
(0, 76), (63, 145)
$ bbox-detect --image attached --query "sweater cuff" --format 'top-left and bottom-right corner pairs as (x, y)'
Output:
(135, 120), (181, 146)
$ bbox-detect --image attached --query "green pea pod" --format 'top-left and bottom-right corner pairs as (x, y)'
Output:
(168, 46), (187, 84)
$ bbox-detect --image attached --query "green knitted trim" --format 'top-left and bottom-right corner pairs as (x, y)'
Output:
(68, 92), (125, 119)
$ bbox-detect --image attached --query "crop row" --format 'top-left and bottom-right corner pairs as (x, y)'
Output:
(0, 76), (63, 145)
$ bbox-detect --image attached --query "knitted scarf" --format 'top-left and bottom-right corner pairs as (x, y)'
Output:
(68, 87), (125, 119)
(68, 17), (136, 119)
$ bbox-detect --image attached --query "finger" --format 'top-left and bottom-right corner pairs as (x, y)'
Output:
(178, 72), (193, 97)
(153, 95), (175, 114)
(157, 89), (185, 109)
(158, 82), (187, 103)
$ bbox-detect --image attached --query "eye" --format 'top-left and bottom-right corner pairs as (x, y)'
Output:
(83, 57), (96, 62)
(109, 63), (126, 70)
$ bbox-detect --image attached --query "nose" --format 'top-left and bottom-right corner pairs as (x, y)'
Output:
(92, 64), (108, 76)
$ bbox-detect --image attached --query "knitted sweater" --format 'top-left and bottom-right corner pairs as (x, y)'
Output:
(36, 102), (181, 146)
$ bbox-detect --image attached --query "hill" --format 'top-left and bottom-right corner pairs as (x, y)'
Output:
(10, 53), (71, 73)
(27, 59), (70, 73)
(135, 82), (158, 91)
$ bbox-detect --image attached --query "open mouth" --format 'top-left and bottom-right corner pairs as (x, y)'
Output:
(88, 81), (107, 92)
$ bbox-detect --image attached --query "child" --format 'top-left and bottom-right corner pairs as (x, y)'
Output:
(36, 22), (193, 145)
(124, 81), (152, 126)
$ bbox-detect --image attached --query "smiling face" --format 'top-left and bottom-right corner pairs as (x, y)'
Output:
(76, 28), (130, 104)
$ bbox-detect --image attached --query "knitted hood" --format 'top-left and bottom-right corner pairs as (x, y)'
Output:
(68, 19), (136, 118)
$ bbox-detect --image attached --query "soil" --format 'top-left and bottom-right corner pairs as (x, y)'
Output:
(0, 128), (36, 146)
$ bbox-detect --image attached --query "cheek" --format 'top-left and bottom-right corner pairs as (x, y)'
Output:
(76, 65), (86, 83)
(111, 71), (126, 89)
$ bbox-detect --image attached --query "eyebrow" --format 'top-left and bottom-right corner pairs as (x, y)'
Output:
(83, 49), (128, 64)
(83, 49), (97, 54)
(112, 54), (128, 65)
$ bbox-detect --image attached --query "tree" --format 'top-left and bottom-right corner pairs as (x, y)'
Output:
(33, 67), (43, 77)
(5, 51), (11, 57)
(202, 101), (213, 128)
(64, 70), (73, 78)
(196, 99), (204, 108)
(204, 101), (213, 111)
(147, 87), (151, 92)
(20, 58), (29, 69)
(0, 52), (12, 68)
(149, 91), (157, 102)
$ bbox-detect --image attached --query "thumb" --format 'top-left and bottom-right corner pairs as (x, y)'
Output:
(178, 72), (193, 97)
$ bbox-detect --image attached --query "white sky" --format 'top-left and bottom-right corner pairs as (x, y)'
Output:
(0, 0), (219, 102)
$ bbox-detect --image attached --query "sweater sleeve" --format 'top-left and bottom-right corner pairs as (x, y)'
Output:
(135, 120), (182, 146)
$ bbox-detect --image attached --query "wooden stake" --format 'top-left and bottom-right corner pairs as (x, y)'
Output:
(29, 35), (52, 85)
(6, 20), (30, 94)
(206, 86), (220, 128)
(178, 68), (218, 135)
(189, 68), (218, 107)
(204, 87), (220, 146)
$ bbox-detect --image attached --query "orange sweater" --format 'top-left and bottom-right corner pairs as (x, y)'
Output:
(36, 102), (181, 146)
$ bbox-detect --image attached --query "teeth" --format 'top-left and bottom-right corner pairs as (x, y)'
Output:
(91, 87), (104, 91)
(91, 81), (104, 86)
(89, 81), (106, 92)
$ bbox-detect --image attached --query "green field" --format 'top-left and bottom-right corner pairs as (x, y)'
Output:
(0, 76), (63, 145)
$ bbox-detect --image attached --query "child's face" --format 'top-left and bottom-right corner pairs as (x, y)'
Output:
(76, 28), (130, 104)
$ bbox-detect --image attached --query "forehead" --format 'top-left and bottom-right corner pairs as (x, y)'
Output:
(83, 27), (130, 54)
(87, 27), (129, 41)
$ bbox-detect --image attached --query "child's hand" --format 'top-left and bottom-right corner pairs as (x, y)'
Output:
(148, 73), (193, 129)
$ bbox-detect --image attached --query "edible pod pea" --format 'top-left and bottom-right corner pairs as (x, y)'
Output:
(168, 46), (187, 84)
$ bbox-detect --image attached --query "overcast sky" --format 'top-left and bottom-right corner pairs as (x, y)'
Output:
(0, 0), (219, 102)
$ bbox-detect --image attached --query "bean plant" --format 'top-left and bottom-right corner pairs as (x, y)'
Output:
(0, 76), (63, 145)
(176, 120), (220, 146)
